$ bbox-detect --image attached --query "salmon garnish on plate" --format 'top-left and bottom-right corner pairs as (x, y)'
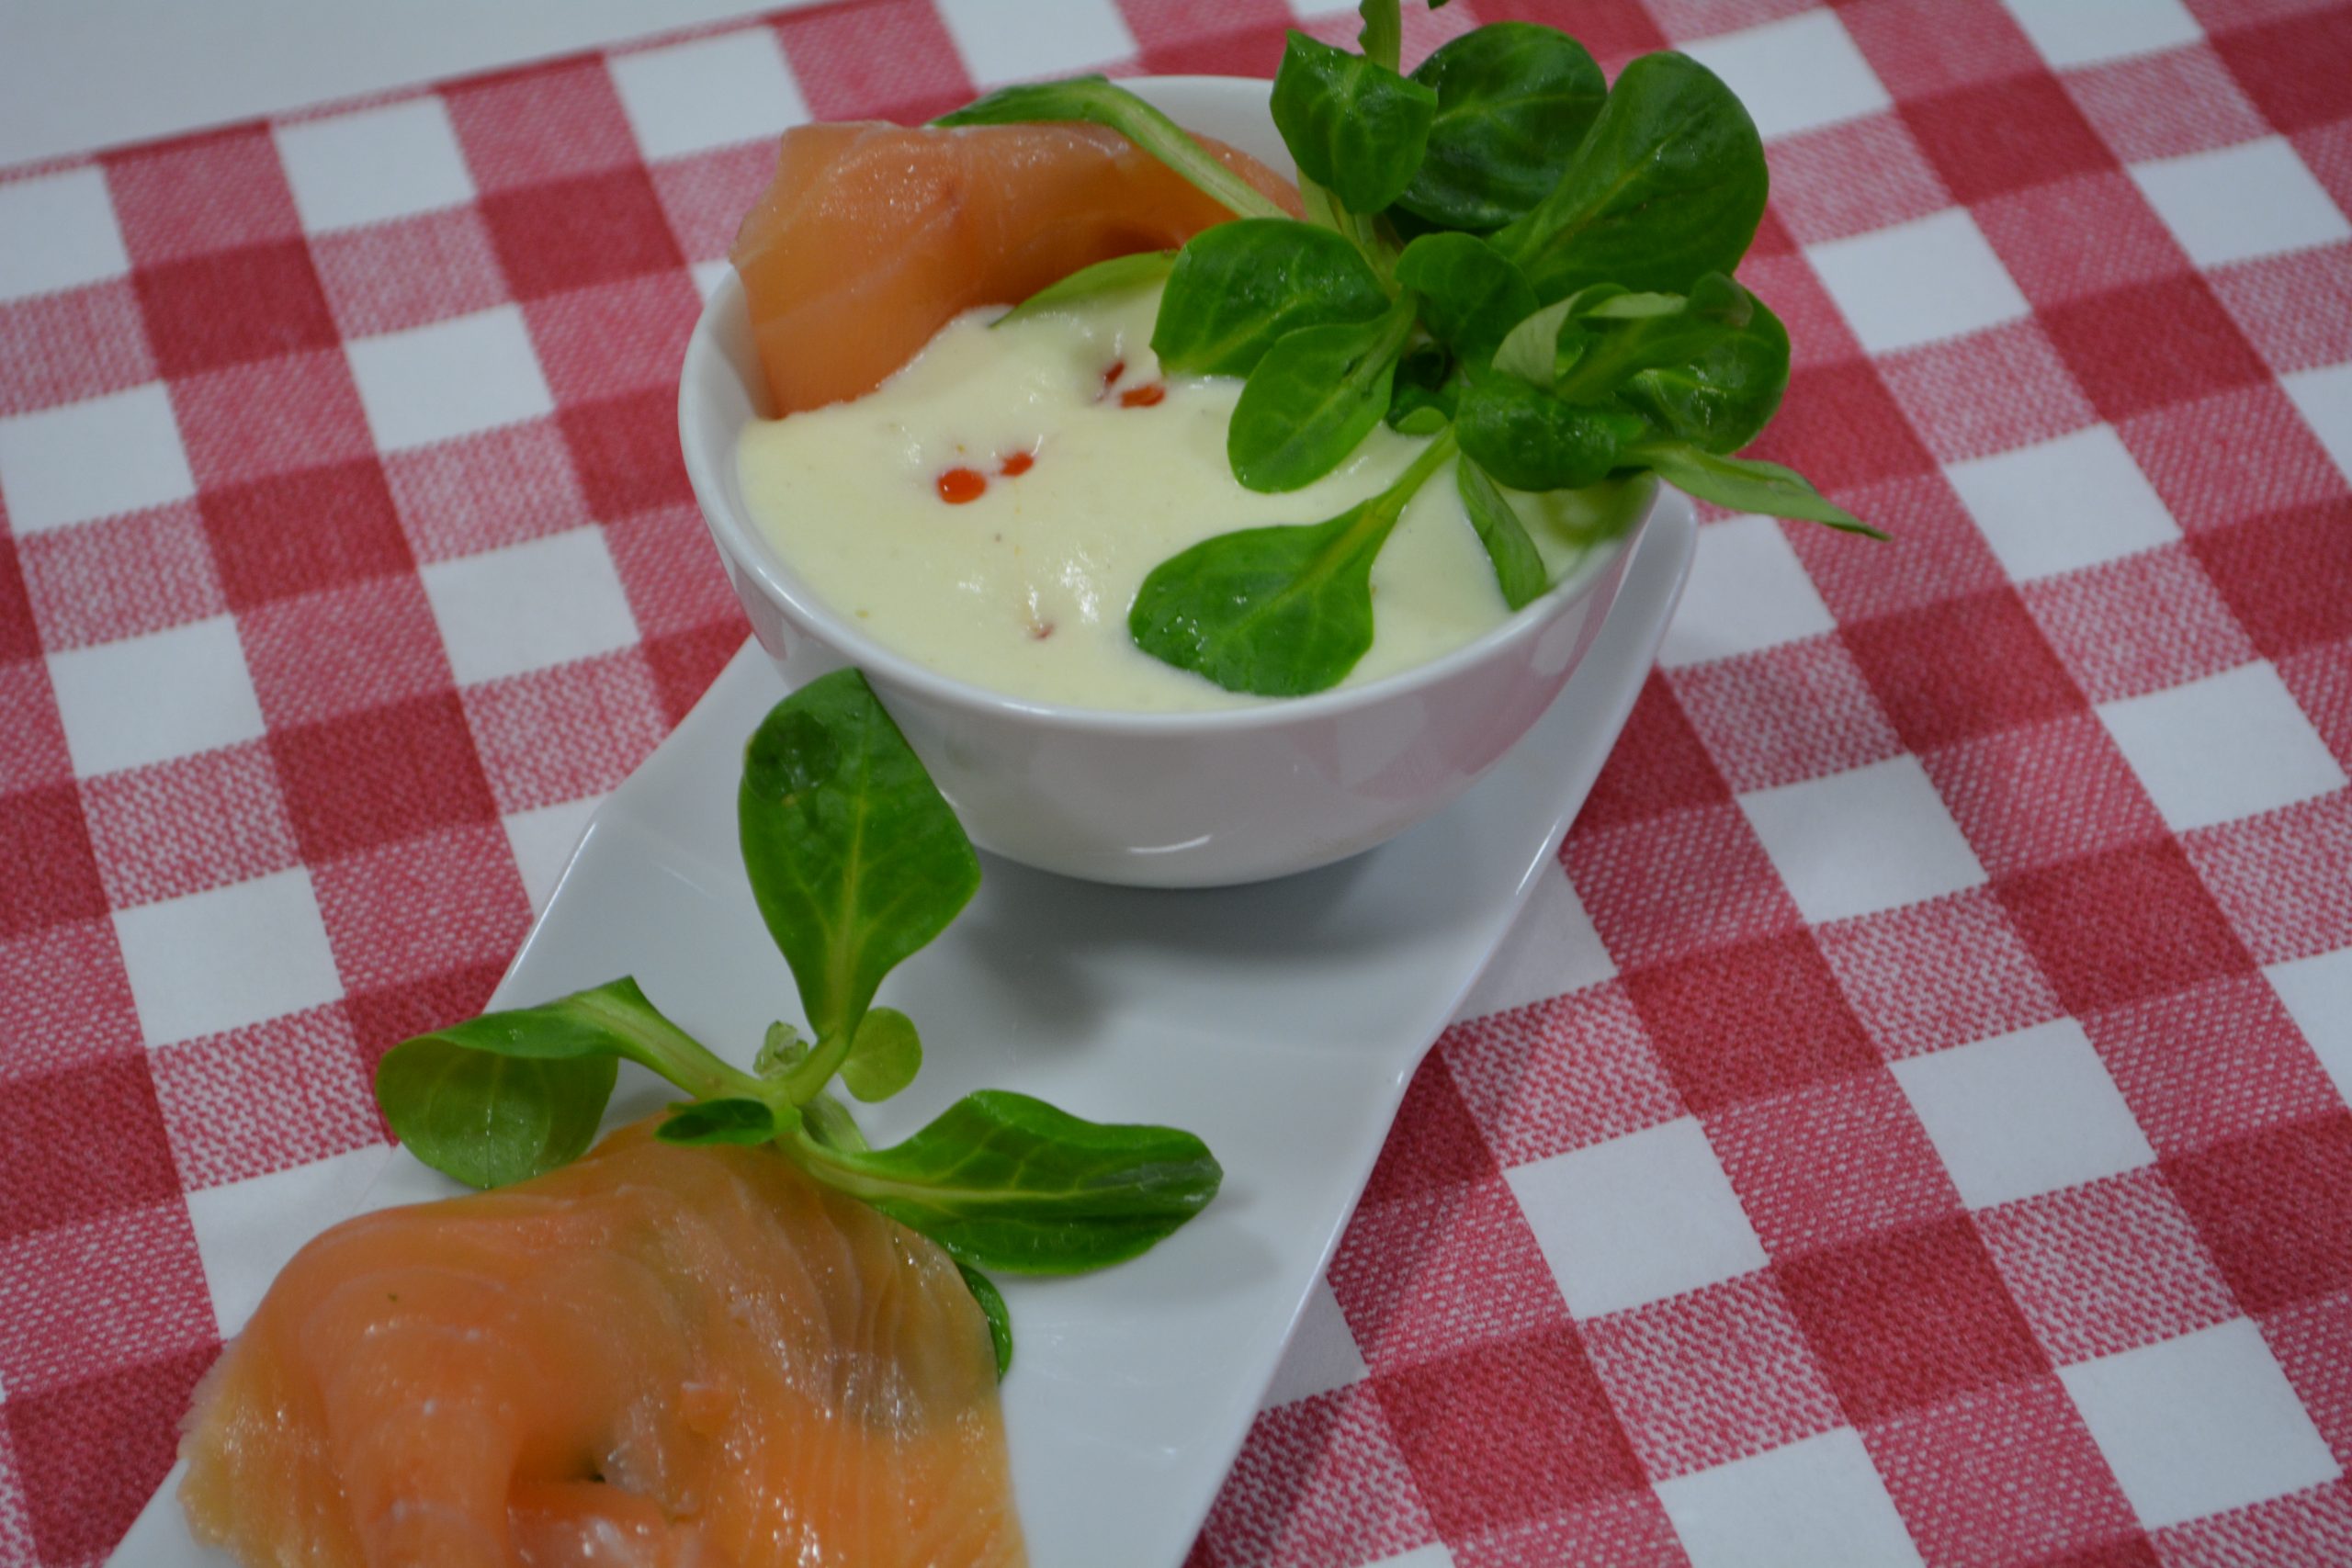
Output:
(178, 1119), (1022, 1567)
(731, 120), (1301, 416)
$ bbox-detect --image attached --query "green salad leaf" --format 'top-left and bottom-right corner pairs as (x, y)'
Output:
(1597, 281), (1791, 455)
(1385, 344), (1457, 434)
(959, 1263), (1014, 1378)
(738, 669), (978, 1087)
(1455, 457), (1549, 609)
(1393, 231), (1537, 365)
(1227, 300), (1415, 491)
(1129, 503), (1383, 696)
(791, 1090), (1222, 1274)
(944, 0), (1878, 699)
(1632, 442), (1886, 538)
(1131, 429), (1455, 694)
(839, 1006), (922, 1104)
(376, 1035), (616, 1190)
(1493, 50), (1769, 299)
(1394, 22), (1605, 231)
(1454, 370), (1643, 491)
(658, 1097), (785, 1147)
(376, 671), (1227, 1380)
(994, 249), (1174, 328)
(1152, 220), (1390, 377)
(1490, 296), (1577, 387)
(1270, 29), (1437, 216)
(377, 976), (747, 1188)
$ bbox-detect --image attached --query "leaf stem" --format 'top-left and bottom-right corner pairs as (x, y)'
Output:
(778, 1026), (856, 1107)
(572, 981), (760, 1102)
(1375, 425), (1459, 525)
(937, 78), (1289, 223)
(1301, 175), (1398, 288)
(1358, 0), (1403, 72)
(800, 1091), (869, 1153)
(1328, 425), (1459, 570)
(783, 1126), (905, 1204)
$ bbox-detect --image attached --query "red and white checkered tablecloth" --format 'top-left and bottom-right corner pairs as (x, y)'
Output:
(4, 0), (2350, 1562)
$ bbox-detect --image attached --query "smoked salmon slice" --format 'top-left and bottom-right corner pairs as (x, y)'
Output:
(179, 1120), (1022, 1567)
(731, 120), (1300, 415)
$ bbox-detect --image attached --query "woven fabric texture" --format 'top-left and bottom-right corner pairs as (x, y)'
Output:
(2, 1), (2349, 1563)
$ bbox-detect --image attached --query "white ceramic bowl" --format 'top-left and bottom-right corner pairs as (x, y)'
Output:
(679, 76), (1653, 888)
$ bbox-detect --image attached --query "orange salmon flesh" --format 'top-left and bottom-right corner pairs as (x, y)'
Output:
(730, 120), (1301, 416)
(179, 1121), (1023, 1567)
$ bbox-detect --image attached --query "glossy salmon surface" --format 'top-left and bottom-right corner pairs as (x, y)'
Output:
(179, 1121), (1021, 1567)
(730, 120), (1300, 415)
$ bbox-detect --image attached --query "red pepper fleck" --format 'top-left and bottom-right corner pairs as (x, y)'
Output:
(1030, 620), (1056, 640)
(1119, 383), (1166, 408)
(1101, 359), (1126, 391)
(936, 466), (988, 504)
(999, 451), (1035, 477)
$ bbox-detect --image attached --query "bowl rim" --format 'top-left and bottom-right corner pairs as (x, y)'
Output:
(679, 73), (1652, 738)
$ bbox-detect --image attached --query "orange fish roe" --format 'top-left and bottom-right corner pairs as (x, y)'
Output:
(936, 467), (988, 504)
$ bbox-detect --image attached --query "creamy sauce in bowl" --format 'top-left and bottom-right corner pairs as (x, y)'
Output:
(737, 282), (1623, 713)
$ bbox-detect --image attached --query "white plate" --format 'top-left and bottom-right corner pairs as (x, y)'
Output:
(113, 491), (1692, 1568)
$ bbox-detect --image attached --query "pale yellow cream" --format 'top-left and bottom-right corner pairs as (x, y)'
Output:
(737, 282), (1599, 712)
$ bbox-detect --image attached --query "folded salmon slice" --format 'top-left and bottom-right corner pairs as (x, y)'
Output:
(731, 120), (1300, 415)
(179, 1121), (1022, 1567)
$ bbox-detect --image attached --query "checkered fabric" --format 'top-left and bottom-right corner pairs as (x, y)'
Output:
(1, 0), (2347, 1563)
